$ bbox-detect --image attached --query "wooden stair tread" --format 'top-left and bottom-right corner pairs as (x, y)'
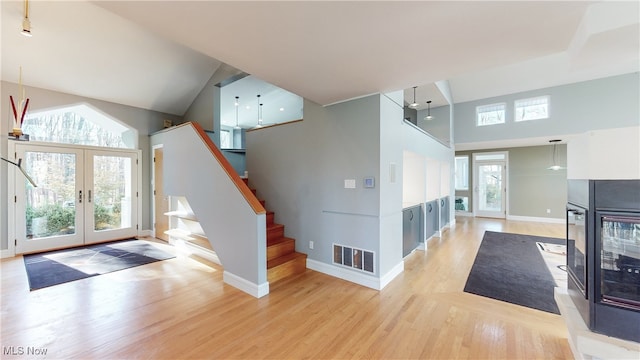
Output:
(267, 223), (284, 230)
(267, 251), (306, 269)
(267, 236), (294, 247)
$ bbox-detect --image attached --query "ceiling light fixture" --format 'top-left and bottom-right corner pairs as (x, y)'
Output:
(409, 86), (419, 108)
(425, 100), (433, 120)
(234, 96), (241, 129)
(547, 139), (564, 170)
(21, 0), (32, 37)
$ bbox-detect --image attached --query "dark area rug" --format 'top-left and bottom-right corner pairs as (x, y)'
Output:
(23, 239), (175, 290)
(463, 231), (564, 314)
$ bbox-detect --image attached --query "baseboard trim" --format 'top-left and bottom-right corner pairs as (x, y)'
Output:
(455, 211), (474, 217)
(223, 271), (270, 298)
(507, 215), (565, 224)
(380, 261), (404, 289)
(1, 249), (14, 259)
(306, 259), (404, 291)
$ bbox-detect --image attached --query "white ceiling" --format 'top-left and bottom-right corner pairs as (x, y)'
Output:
(2, 1), (638, 125)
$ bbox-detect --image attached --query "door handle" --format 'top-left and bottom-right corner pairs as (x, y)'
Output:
(88, 190), (92, 203)
(79, 190), (82, 203)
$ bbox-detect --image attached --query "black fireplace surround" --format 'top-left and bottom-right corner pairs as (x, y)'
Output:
(566, 180), (640, 343)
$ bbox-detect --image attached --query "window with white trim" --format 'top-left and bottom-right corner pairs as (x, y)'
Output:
(476, 103), (505, 126)
(455, 156), (469, 190)
(514, 95), (549, 122)
(220, 129), (232, 149)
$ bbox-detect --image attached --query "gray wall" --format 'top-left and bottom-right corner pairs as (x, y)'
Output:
(455, 144), (568, 219)
(247, 91), (451, 280)
(454, 73), (640, 145)
(1, 81), (181, 250)
(247, 95), (388, 275)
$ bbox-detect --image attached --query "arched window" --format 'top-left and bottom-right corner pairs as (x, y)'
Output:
(22, 103), (137, 149)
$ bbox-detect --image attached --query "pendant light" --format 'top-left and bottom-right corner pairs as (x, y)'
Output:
(547, 139), (564, 170)
(424, 100), (433, 120)
(234, 96), (241, 129)
(408, 86), (419, 108)
(256, 94), (263, 127)
(21, 0), (32, 37)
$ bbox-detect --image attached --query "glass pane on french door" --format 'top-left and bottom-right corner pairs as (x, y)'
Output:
(85, 150), (138, 243)
(15, 146), (84, 253)
(476, 163), (505, 218)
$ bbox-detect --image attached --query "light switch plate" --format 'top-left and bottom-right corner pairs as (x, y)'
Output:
(344, 179), (356, 189)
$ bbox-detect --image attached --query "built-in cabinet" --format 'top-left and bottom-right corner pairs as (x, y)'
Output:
(403, 205), (422, 257)
(439, 197), (450, 229)
(424, 199), (439, 240)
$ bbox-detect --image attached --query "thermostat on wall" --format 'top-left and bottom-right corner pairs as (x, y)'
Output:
(364, 177), (375, 188)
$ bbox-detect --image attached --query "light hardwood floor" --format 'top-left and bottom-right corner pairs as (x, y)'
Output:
(1, 217), (573, 359)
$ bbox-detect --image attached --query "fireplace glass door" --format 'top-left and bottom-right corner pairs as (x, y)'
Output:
(567, 205), (587, 295)
(600, 215), (640, 309)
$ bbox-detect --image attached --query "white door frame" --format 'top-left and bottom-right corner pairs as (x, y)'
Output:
(8, 141), (140, 255)
(472, 151), (509, 219)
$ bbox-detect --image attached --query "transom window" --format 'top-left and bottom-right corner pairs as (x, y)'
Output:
(476, 103), (505, 126)
(515, 95), (549, 122)
(22, 103), (136, 149)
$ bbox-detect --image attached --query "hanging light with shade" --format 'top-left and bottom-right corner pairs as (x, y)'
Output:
(424, 100), (433, 120)
(547, 139), (564, 170)
(256, 94), (263, 127)
(234, 96), (241, 129)
(408, 86), (419, 108)
(21, 0), (32, 37)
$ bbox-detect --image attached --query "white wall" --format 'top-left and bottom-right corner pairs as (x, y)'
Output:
(568, 126), (640, 180)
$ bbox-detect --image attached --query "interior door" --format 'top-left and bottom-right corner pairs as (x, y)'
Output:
(15, 145), (85, 253)
(473, 152), (507, 219)
(153, 147), (169, 241)
(84, 150), (138, 244)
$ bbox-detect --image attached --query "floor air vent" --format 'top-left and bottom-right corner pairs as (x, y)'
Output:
(333, 244), (375, 274)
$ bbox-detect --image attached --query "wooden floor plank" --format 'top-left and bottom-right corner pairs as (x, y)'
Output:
(0, 216), (573, 359)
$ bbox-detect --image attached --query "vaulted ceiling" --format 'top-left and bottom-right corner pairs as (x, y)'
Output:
(2, 1), (638, 116)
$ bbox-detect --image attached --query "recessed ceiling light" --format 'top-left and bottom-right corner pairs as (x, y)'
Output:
(245, 105), (251, 110)
(279, 107), (284, 112)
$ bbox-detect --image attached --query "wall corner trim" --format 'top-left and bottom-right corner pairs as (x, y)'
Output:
(223, 271), (269, 298)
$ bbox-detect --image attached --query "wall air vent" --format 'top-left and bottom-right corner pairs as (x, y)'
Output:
(333, 244), (375, 274)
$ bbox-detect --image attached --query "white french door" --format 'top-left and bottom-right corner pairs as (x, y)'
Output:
(473, 152), (508, 219)
(14, 143), (138, 254)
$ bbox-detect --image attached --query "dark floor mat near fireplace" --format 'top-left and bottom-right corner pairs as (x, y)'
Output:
(463, 231), (564, 314)
(23, 239), (175, 290)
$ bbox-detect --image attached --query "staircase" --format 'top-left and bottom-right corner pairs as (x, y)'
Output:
(243, 178), (307, 283)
